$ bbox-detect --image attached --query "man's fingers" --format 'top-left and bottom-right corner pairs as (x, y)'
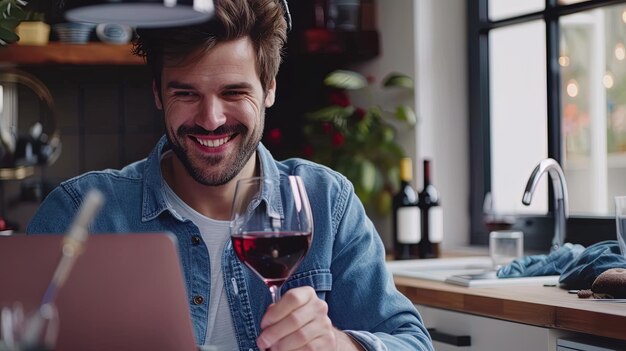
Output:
(258, 286), (332, 350)
(260, 286), (316, 329)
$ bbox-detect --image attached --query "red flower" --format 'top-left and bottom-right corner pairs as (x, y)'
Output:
(268, 128), (282, 145)
(331, 131), (345, 147)
(322, 122), (332, 134)
(328, 90), (350, 107)
(353, 107), (366, 121)
(302, 144), (314, 158)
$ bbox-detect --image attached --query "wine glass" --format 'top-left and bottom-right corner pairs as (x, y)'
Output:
(614, 196), (626, 258)
(230, 176), (313, 303)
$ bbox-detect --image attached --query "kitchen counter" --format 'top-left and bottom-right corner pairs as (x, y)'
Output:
(393, 275), (626, 342)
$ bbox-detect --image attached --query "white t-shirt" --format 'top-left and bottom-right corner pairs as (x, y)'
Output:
(162, 173), (238, 349)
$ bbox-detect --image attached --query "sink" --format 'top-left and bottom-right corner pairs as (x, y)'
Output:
(386, 256), (559, 287)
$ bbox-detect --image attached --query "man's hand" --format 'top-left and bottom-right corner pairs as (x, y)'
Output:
(256, 286), (364, 351)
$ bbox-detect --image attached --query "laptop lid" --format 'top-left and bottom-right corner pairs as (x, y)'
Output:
(0, 233), (197, 351)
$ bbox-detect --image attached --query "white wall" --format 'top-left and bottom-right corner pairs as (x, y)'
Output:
(354, 0), (469, 249)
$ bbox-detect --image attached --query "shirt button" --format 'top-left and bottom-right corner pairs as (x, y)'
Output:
(193, 295), (204, 305)
(191, 236), (201, 245)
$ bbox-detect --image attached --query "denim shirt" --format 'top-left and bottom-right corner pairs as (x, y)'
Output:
(27, 136), (433, 351)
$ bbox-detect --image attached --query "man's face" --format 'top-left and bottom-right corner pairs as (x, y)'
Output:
(154, 37), (276, 186)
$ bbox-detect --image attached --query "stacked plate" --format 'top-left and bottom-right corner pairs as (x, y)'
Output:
(53, 22), (95, 44)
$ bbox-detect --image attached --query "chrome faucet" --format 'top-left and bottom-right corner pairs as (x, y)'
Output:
(522, 158), (569, 252)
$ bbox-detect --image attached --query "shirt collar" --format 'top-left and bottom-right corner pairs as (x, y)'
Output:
(141, 136), (283, 221)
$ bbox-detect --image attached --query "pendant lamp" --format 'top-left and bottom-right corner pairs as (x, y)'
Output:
(64, 0), (214, 28)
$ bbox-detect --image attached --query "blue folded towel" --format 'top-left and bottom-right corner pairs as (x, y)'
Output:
(496, 242), (585, 278)
(497, 240), (626, 290)
(559, 241), (626, 289)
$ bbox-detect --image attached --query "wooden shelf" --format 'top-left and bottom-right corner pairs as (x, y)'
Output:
(0, 43), (144, 66)
(0, 32), (379, 65)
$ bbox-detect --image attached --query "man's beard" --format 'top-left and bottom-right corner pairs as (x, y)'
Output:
(166, 119), (264, 186)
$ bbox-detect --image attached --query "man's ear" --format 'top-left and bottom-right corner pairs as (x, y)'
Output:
(152, 80), (163, 110)
(264, 79), (276, 108)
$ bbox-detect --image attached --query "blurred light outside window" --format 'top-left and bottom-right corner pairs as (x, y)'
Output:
(560, 5), (626, 215)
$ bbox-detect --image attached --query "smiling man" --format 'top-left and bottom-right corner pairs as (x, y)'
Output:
(27, 0), (433, 350)
(157, 37), (271, 219)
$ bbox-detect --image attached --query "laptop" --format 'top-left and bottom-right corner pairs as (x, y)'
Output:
(0, 233), (198, 351)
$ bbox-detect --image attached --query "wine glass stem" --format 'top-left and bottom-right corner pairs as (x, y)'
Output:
(269, 285), (281, 303)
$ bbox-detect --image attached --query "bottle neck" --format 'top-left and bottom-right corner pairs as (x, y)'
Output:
(419, 159), (439, 205)
(423, 159), (431, 187)
(400, 158), (413, 183)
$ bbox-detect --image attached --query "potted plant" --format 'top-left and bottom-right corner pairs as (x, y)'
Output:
(0, 0), (49, 46)
(302, 70), (417, 215)
(15, 4), (48, 46)
(0, 0), (27, 45)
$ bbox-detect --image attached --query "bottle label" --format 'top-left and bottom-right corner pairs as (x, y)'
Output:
(429, 207), (444, 243)
(397, 207), (421, 244)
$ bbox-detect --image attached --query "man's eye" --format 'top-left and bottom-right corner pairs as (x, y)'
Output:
(224, 90), (245, 97)
(174, 91), (196, 97)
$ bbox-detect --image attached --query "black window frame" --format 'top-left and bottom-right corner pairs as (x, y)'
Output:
(468, 0), (626, 250)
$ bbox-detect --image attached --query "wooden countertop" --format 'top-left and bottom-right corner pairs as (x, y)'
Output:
(394, 276), (626, 341)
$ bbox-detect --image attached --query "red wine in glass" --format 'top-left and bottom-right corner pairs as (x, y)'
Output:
(232, 231), (312, 288)
(230, 176), (313, 303)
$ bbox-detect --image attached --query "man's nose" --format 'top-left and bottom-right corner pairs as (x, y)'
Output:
(195, 96), (227, 131)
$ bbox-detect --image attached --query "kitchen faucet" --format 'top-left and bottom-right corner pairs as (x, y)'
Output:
(522, 158), (569, 252)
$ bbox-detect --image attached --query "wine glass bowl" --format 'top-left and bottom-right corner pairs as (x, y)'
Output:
(230, 176), (313, 302)
(614, 196), (626, 258)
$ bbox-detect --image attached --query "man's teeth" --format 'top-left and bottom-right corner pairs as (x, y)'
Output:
(197, 136), (229, 147)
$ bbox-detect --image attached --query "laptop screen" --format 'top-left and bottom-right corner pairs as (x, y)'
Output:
(0, 233), (197, 351)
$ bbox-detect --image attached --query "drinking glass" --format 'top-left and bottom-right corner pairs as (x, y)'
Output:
(230, 176), (313, 303)
(489, 230), (524, 269)
(0, 303), (58, 351)
(614, 196), (626, 258)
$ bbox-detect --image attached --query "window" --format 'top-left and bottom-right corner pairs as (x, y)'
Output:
(468, 0), (626, 250)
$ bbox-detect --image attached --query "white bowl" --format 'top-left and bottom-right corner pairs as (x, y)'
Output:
(96, 23), (133, 45)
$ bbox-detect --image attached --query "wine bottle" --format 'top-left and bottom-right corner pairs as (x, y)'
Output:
(418, 159), (443, 258)
(393, 157), (421, 260)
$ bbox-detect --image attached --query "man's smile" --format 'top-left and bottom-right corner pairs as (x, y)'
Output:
(192, 134), (237, 148)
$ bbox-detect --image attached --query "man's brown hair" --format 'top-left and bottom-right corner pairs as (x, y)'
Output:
(133, 0), (288, 93)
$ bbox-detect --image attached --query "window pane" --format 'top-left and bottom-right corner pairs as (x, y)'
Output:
(490, 21), (548, 215)
(561, 5), (626, 215)
(489, 0), (544, 21)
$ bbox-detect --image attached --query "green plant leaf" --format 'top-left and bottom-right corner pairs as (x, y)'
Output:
(383, 73), (414, 89)
(360, 159), (377, 194)
(324, 70), (367, 90)
(0, 1), (25, 21)
(0, 25), (18, 44)
(380, 125), (395, 143)
(395, 105), (417, 126)
(387, 166), (401, 194)
(376, 189), (393, 216)
(384, 142), (405, 159)
(0, 17), (19, 30)
(307, 105), (354, 121)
